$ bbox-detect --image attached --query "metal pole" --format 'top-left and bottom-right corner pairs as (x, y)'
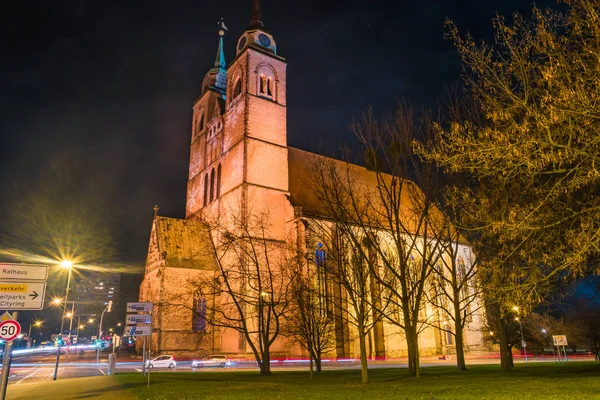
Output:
(0, 312), (18, 400)
(519, 319), (528, 363)
(96, 307), (106, 366)
(54, 267), (72, 381)
(142, 336), (146, 376)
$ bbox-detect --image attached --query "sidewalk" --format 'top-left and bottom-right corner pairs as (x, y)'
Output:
(5, 376), (137, 400)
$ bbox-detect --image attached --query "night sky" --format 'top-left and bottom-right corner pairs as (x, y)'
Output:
(1, 0), (554, 271)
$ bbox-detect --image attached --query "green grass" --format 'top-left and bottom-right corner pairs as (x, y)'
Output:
(115, 362), (600, 400)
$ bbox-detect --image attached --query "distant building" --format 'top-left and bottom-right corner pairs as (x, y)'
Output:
(75, 271), (121, 313)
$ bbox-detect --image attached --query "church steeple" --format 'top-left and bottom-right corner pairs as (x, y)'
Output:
(248, 0), (263, 29)
(214, 19), (227, 69)
(236, 0), (277, 56)
(202, 19), (228, 96)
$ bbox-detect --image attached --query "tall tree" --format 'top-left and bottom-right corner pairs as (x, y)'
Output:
(426, 210), (483, 371)
(192, 207), (294, 375)
(428, 0), (600, 280)
(284, 252), (338, 378)
(310, 104), (447, 378)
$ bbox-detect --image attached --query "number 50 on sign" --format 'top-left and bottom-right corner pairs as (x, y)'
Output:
(0, 320), (22, 342)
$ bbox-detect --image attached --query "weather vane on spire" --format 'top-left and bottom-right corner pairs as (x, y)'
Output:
(218, 17), (228, 37)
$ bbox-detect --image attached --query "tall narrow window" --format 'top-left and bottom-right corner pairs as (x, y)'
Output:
(198, 113), (205, 132)
(315, 242), (331, 318)
(216, 164), (221, 198)
(259, 76), (265, 94)
(210, 168), (215, 202)
(233, 78), (242, 99)
(192, 296), (207, 332)
(266, 78), (273, 96)
(203, 174), (208, 207)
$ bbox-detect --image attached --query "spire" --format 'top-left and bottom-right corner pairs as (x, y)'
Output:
(248, 0), (264, 29)
(214, 18), (227, 69)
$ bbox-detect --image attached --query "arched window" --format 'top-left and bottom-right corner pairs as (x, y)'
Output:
(258, 75), (274, 98)
(233, 78), (242, 99)
(210, 168), (215, 202)
(445, 325), (454, 345)
(315, 242), (331, 318)
(203, 174), (208, 207)
(216, 164), (221, 199)
(198, 113), (205, 132)
(192, 295), (207, 332)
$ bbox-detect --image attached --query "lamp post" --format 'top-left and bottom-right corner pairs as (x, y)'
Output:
(513, 306), (528, 363)
(59, 260), (73, 335)
(27, 321), (43, 348)
(54, 260), (74, 381)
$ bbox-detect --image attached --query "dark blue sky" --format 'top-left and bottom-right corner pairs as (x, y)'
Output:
(0, 0), (554, 265)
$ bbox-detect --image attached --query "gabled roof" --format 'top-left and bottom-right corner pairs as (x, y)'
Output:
(150, 216), (216, 270)
(287, 147), (454, 239)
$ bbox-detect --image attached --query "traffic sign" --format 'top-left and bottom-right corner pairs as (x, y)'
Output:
(0, 264), (48, 281)
(126, 302), (153, 313)
(125, 314), (152, 325)
(0, 320), (22, 342)
(0, 281), (46, 310)
(553, 335), (568, 346)
(126, 326), (151, 336)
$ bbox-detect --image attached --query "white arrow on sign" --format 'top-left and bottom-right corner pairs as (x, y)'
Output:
(126, 326), (151, 336)
(126, 302), (153, 313)
(0, 264), (48, 281)
(0, 281), (46, 310)
(125, 314), (152, 325)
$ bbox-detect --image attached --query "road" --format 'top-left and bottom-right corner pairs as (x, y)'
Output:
(2, 346), (595, 386)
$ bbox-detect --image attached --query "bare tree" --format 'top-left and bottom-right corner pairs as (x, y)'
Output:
(283, 256), (336, 378)
(191, 207), (294, 375)
(309, 103), (447, 378)
(427, 214), (483, 371)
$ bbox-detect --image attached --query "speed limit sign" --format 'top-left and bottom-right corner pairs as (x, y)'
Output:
(0, 320), (22, 342)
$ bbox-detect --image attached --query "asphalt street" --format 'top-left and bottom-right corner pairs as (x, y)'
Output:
(2, 347), (595, 386)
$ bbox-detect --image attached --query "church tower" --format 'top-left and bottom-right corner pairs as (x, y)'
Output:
(187, 0), (290, 240)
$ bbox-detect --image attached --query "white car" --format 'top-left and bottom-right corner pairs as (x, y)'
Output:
(146, 355), (176, 369)
(191, 355), (231, 368)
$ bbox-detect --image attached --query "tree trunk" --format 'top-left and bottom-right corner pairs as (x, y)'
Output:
(454, 326), (467, 371)
(358, 319), (369, 384)
(414, 332), (421, 378)
(405, 326), (419, 376)
(260, 347), (272, 376)
(498, 317), (513, 371)
(315, 354), (322, 372)
(309, 353), (314, 380)
(453, 303), (467, 371)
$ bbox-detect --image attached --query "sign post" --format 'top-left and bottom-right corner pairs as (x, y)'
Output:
(0, 264), (47, 400)
(126, 302), (152, 383)
(553, 335), (568, 363)
(0, 312), (20, 400)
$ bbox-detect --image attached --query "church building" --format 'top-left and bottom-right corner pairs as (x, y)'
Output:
(138, 0), (487, 360)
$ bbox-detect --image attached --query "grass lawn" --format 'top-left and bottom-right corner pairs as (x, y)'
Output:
(115, 362), (600, 400)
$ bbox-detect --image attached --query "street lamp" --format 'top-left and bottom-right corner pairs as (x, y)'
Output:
(513, 306), (528, 363)
(27, 321), (43, 348)
(54, 259), (74, 381)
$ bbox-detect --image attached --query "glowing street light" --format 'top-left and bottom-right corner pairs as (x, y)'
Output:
(52, 298), (62, 305)
(28, 320), (43, 347)
(88, 318), (95, 324)
(79, 325), (85, 330)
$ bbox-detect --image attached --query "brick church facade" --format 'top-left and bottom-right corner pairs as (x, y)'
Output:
(138, 0), (487, 359)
